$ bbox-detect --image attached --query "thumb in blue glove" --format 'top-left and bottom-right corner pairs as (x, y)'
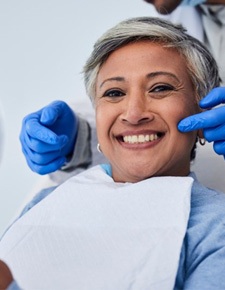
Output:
(39, 101), (78, 157)
(178, 87), (225, 156)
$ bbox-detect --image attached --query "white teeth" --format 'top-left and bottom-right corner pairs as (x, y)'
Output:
(132, 135), (138, 143)
(145, 135), (150, 142)
(138, 135), (145, 142)
(123, 134), (159, 144)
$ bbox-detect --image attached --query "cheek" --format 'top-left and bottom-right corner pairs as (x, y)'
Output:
(96, 108), (106, 142)
(166, 98), (198, 124)
(166, 102), (198, 149)
(95, 104), (114, 144)
(162, 100), (197, 144)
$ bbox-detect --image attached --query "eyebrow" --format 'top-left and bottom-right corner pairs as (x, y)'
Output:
(99, 71), (180, 88)
(146, 71), (180, 82)
(100, 77), (125, 88)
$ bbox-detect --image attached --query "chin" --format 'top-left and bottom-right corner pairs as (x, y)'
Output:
(143, 0), (179, 15)
(156, 7), (173, 14)
(126, 169), (156, 183)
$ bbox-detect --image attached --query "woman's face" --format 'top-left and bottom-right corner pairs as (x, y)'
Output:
(95, 41), (199, 183)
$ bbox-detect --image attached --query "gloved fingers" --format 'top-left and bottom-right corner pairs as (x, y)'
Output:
(213, 140), (225, 156)
(25, 117), (68, 145)
(199, 87), (225, 109)
(40, 101), (71, 125)
(22, 141), (66, 165)
(24, 153), (66, 175)
(203, 124), (225, 142)
(22, 130), (68, 153)
(178, 106), (225, 132)
(40, 103), (62, 125)
(36, 157), (67, 174)
(22, 143), (66, 174)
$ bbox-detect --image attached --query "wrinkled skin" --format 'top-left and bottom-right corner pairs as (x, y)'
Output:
(95, 41), (199, 183)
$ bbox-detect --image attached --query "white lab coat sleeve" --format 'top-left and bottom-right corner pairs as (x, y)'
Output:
(161, 6), (204, 41)
(198, 4), (225, 84)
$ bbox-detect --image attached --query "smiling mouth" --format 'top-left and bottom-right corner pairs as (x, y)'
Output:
(118, 133), (165, 144)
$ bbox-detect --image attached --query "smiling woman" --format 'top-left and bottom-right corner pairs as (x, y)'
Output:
(0, 17), (225, 290)
(83, 17), (219, 184)
(95, 42), (198, 182)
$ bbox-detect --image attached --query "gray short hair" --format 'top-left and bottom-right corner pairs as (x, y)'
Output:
(83, 17), (220, 103)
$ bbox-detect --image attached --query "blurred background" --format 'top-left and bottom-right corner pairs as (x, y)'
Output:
(0, 0), (158, 235)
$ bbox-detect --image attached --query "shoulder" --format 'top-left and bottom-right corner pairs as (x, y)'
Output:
(190, 176), (225, 222)
(0, 186), (57, 241)
(21, 164), (111, 216)
(188, 174), (225, 245)
(176, 176), (225, 289)
(19, 186), (58, 217)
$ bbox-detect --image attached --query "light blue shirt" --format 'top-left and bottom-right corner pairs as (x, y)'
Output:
(7, 281), (21, 290)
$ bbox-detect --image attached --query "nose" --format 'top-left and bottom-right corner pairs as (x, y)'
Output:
(120, 94), (154, 125)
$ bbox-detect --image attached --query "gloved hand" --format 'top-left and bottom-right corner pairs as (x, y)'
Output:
(20, 101), (78, 174)
(178, 87), (225, 157)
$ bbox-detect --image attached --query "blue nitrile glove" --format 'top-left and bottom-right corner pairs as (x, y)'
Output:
(181, 0), (206, 6)
(178, 87), (225, 157)
(20, 100), (78, 174)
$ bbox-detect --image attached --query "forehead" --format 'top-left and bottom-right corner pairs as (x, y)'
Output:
(97, 41), (189, 82)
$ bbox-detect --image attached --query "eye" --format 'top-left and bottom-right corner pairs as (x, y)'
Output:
(103, 89), (125, 98)
(150, 84), (174, 93)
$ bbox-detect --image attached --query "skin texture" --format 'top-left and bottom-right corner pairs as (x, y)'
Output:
(95, 41), (200, 183)
(0, 260), (13, 289)
(143, 0), (225, 14)
(143, 0), (182, 14)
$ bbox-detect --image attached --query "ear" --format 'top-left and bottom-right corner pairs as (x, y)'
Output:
(197, 130), (206, 146)
(197, 129), (204, 139)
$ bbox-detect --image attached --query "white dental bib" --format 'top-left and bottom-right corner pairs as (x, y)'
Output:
(0, 165), (193, 290)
